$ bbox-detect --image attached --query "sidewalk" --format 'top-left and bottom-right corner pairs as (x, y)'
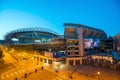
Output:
(67, 65), (120, 80)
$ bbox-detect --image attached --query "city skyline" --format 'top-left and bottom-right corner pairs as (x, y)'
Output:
(0, 0), (120, 39)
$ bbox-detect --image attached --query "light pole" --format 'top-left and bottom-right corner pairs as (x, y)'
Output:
(67, 66), (73, 80)
(68, 65), (82, 80)
(53, 61), (61, 73)
(97, 71), (100, 80)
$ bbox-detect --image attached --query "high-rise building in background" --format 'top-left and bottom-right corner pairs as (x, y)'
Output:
(114, 33), (120, 55)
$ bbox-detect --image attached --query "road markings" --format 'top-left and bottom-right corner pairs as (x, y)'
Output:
(28, 68), (31, 70)
(59, 75), (65, 77)
(14, 71), (18, 75)
(1, 69), (25, 80)
(21, 70), (25, 72)
(31, 67), (34, 69)
(10, 73), (14, 76)
(1, 73), (13, 80)
(24, 68), (27, 71)
(18, 70), (22, 73)
(1, 76), (5, 80)
(59, 75), (67, 79)
(0, 65), (39, 80)
(53, 75), (67, 80)
(56, 77), (63, 80)
(6, 74), (10, 78)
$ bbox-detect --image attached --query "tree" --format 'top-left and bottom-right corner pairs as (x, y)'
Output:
(0, 49), (4, 64)
(0, 49), (3, 58)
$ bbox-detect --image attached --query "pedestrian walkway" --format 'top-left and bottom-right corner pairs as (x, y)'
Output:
(53, 75), (67, 80)
(0, 65), (38, 80)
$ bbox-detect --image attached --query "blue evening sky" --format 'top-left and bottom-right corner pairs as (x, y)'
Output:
(0, 0), (120, 39)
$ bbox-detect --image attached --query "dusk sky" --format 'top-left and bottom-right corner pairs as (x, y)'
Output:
(0, 0), (120, 39)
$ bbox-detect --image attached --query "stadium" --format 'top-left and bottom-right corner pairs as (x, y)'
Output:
(64, 23), (107, 65)
(4, 24), (107, 54)
(4, 27), (59, 44)
(4, 27), (66, 52)
(2, 23), (120, 66)
(64, 23), (107, 57)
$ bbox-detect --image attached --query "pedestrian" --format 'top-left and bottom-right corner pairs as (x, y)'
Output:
(35, 69), (37, 73)
(41, 66), (43, 70)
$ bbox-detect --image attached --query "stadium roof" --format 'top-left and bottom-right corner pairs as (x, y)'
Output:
(64, 23), (105, 33)
(4, 27), (59, 38)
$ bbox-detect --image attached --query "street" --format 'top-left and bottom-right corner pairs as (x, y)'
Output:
(0, 52), (68, 80)
(1, 52), (120, 80)
(0, 64), (67, 80)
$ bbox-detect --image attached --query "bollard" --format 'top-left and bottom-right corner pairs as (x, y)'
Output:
(35, 69), (37, 73)
(24, 73), (27, 78)
(55, 69), (58, 73)
(29, 72), (32, 75)
(69, 75), (73, 79)
(41, 66), (43, 70)
(14, 77), (18, 80)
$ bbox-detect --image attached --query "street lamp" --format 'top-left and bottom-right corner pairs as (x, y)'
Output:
(97, 71), (100, 80)
(53, 62), (61, 73)
(97, 71), (100, 75)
